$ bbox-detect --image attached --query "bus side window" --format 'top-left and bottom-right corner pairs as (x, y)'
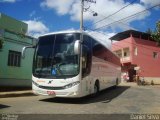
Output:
(93, 42), (107, 60)
(93, 44), (103, 56)
(82, 35), (92, 78)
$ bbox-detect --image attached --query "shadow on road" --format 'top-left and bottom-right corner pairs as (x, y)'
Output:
(0, 104), (10, 109)
(40, 86), (130, 104)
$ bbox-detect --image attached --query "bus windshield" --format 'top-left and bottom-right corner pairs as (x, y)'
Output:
(33, 33), (80, 79)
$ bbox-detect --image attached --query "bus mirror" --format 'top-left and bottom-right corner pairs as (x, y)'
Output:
(74, 40), (81, 55)
(22, 46), (35, 59)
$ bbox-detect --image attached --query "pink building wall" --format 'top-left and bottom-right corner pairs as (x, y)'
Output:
(111, 30), (160, 84)
(132, 38), (160, 77)
(112, 37), (133, 62)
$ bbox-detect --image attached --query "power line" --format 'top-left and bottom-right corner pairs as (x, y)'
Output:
(85, 0), (137, 28)
(86, 27), (113, 42)
(85, 8), (137, 30)
(82, 1), (160, 54)
(92, 3), (160, 31)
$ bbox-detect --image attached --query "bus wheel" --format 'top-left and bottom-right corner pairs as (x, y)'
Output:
(113, 78), (119, 88)
(116, 78), (119, 86)
(93, 81), (99, 96)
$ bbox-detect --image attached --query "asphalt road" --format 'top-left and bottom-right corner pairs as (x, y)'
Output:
(0, 83), (160, 119)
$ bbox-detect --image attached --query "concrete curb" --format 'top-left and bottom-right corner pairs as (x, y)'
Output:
(0, 90), (35, 98)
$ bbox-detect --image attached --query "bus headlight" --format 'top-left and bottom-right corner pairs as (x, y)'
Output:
(64, 81), (80, 89)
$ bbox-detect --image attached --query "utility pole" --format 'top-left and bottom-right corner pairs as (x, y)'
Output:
(80, 0), (84, 32)
(80, 0), (96, 32)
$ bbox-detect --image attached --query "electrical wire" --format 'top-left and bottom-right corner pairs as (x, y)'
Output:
(85, 8), (137, 30)
(85, 0), (137, 28)
(92, 3), (160, 31)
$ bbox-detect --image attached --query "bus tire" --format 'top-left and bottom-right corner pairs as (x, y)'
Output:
(113, 78), (119, 88)
(93, 80), (99, 96)
(116, 78), (119, 86)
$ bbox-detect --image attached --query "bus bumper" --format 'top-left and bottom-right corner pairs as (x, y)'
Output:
(32, 84), (82, 98)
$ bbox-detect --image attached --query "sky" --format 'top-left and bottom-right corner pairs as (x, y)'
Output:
(0, 0), (160, 47)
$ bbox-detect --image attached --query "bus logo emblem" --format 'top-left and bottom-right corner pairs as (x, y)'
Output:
(48, 80), (53, 84)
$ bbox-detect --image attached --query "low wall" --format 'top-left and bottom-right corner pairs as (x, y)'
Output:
(141, 77), (160, 85)
(0, 78), (32, 87)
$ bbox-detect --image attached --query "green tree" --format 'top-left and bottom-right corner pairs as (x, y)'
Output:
(146, 28), (152, 34)
(151, 21), (160, 46)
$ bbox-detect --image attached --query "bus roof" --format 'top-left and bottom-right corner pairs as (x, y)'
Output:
(39, 30), (83, 37)
(39, 30), (110, 49)
(39, 30), (106, 47)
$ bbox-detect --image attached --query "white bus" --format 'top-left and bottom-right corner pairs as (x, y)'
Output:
(22, 30), (121, 98)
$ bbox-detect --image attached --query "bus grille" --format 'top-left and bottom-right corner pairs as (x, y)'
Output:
(39, 85), (64, 90)
(32, 81), (65, 90)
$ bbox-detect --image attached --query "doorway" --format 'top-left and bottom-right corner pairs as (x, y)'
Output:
(128, 68), (136, 82)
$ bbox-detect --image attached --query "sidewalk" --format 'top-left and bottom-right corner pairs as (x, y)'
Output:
(0, 90), (34, 98)
(120, 82), (137, 86)
(120, 82), (160, 88)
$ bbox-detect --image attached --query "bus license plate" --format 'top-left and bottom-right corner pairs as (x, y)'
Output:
(47, 91), (55, 95)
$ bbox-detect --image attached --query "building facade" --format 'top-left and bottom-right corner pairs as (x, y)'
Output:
(111, 30), (160, 84)
(0, 13), (35, 87)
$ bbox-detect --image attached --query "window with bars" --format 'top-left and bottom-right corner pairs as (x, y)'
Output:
(8, 50), (21, 67)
